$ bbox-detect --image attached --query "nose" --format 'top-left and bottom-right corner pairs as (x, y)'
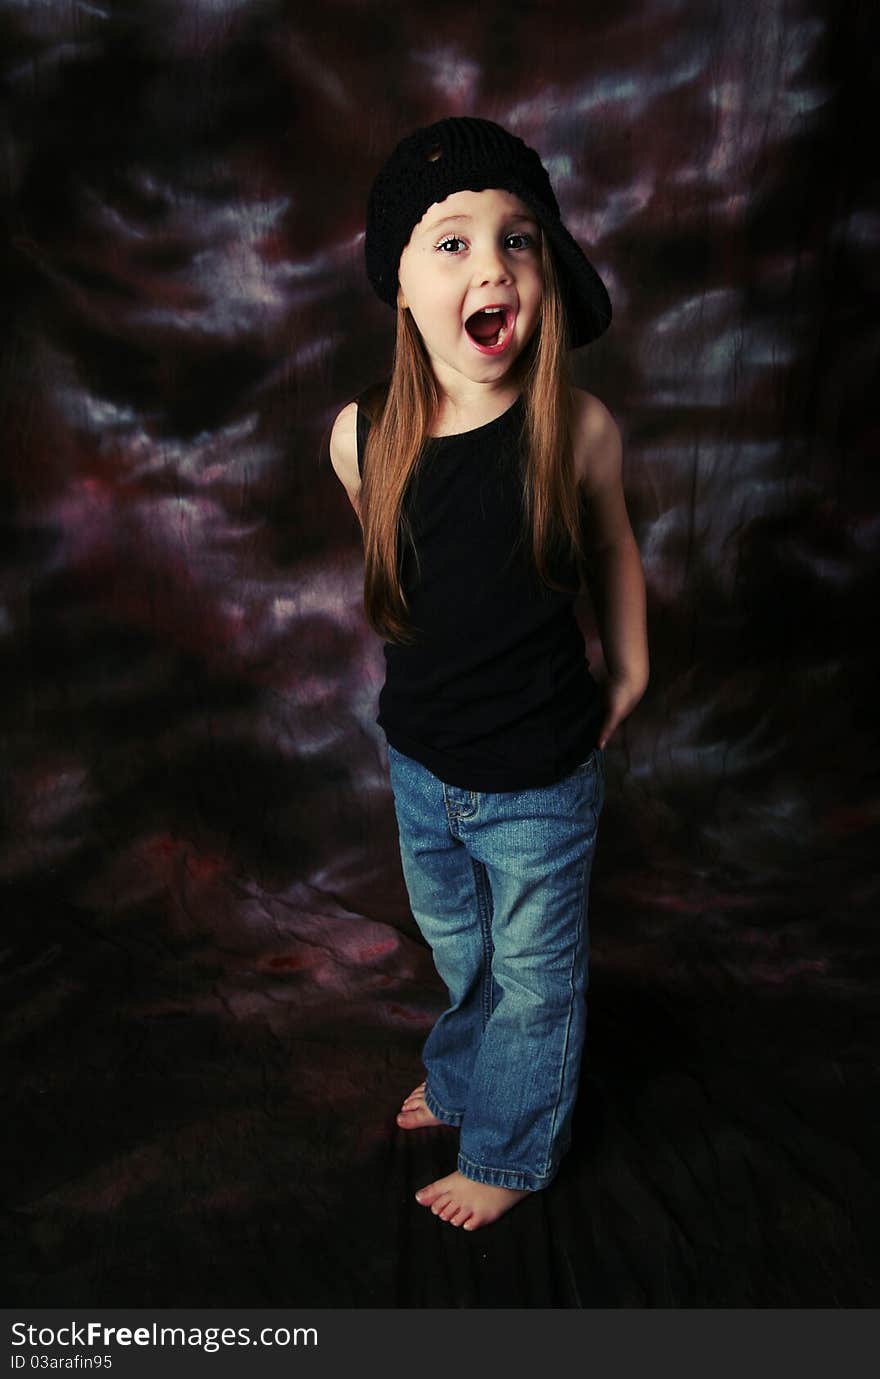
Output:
(471, 239), (512, 286)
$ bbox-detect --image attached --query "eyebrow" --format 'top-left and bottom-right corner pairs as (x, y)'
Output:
(422, 212), (538, 233)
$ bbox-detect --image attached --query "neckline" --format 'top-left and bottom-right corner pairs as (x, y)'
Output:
(426, 394), (523, 444)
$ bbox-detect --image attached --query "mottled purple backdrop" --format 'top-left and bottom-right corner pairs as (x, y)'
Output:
(2, 0), (877, 1307)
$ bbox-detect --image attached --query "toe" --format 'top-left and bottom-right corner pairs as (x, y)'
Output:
(397, 1104), (438, 1130)
(415, 1182), (442, 1206)
(399, 1082), (427, 1112)
(462, 1208), (489, 1231)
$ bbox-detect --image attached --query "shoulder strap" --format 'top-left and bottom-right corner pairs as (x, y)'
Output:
(355, 404), (372, 479)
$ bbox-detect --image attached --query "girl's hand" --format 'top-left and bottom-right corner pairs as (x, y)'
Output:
(596, 671), (648, 750)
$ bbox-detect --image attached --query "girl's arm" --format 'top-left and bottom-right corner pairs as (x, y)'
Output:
(571, 388), (649, 747)
(329, 402), (363, 527)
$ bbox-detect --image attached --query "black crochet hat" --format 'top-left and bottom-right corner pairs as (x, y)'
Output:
(364, 116), (612, 349)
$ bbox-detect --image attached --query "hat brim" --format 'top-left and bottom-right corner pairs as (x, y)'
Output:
(533, 211), (613, 349)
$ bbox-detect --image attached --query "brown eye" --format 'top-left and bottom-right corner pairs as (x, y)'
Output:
(425, 145), (443, 162)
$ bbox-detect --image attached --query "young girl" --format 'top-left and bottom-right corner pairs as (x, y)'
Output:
(330, 117), (648, 1231)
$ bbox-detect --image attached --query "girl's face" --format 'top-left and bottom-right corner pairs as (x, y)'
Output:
(397, 187), (543, 394)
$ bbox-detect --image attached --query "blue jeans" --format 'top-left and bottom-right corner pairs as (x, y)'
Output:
(387, 742), (606, 1192)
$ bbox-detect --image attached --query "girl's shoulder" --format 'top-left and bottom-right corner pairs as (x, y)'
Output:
(329, 401), (360, 495)
(569, 386), (622, 496)
(330, 380), (390, 490)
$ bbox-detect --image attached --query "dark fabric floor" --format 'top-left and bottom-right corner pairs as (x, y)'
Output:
(4, 819), (878, 1307)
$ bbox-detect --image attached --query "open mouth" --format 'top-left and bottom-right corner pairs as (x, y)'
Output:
(464, 306), (515, 353)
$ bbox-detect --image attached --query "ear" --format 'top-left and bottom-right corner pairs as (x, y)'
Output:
(397, 285), (408, 310)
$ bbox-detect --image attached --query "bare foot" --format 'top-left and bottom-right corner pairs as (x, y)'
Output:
(415, 1170), (530, 1230)
(396, 1081), (444, 1130)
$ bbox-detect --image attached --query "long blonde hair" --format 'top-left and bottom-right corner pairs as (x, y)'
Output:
(359, 235), (583, 644)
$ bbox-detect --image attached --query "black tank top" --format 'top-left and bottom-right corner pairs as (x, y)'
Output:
(356, 393), (602, 790)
